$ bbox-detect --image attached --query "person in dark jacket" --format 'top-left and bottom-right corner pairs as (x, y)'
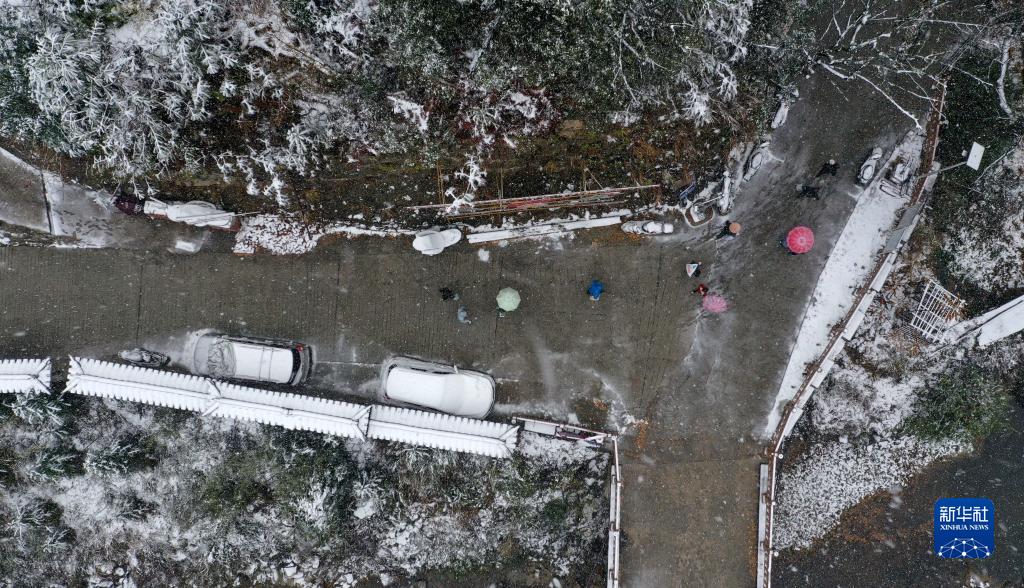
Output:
(816, 159), (838, 177)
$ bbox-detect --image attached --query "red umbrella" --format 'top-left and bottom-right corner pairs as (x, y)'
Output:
(702, 294), (728, 313)
(786, 226), (815, 254)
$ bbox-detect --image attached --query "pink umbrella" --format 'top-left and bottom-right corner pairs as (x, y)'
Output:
(702, 294), (729, 313)
(786, 226), (815, 254)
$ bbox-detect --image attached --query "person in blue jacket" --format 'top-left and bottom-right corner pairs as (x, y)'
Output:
(588, 279), (605, 301)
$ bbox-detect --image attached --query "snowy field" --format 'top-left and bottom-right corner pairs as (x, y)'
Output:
(234, 214), (412, 255)
(774, 435), (967, 550)
(0, 393), (609, 586)
(943, 142), (1024, 294)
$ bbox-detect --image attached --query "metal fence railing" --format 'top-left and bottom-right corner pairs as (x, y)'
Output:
(512, 417), (622, 587)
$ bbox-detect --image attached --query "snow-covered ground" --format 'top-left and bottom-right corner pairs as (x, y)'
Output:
(774, 435), (968, 550)
(0, 147), (51, 232)
(762, 129), (923, 437)
(943, 143), (1024, 294)
(233, 214), (412, 255)
(0, 395), (610, 586)
(809, 365), (921, 437)
(768, 140), (1016, 550)
(0, 147), (209, 250)
(43, 172), (136, 248)
(771, 198), (1024, 550)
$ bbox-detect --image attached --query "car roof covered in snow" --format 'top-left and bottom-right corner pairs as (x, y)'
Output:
(225, 341), (294, 383)
(385, 366), (493, 418)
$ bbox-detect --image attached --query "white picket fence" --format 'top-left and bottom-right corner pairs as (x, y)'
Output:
(0, 358), (51, 394)
(66, 356), (520, 458)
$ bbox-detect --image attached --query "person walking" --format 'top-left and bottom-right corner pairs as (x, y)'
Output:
(588, 279), (605, 301)
(717, 220), (741, 239)
(816, 159), (838, 178)
(797, 184), (821, 200)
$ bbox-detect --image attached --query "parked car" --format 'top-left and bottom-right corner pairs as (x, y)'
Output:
(858, 147), (884, 185)
(379, 356), (495, 418)
(192, 334), (312, 386)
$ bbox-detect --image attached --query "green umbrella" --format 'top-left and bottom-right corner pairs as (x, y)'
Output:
(496, 287), (521, 312)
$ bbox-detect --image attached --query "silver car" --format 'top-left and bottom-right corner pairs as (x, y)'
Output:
(379, 356), (495, 418)
(193, 334), (312, 386)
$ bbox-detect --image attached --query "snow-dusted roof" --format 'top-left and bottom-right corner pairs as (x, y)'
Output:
(207, 381), (370, 439)
(0, 358), (51, 394)
(65, 357), (520, 457)
(68, 356), (211, 412)
(367, 405), (520, 458)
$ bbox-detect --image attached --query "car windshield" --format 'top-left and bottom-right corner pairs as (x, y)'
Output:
(290, 349), (302, 381)
(206, 340), (235, 378)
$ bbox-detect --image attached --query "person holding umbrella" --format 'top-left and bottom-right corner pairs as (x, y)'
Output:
(784, 226), (815, 255)
(717, 220), (742, 239)
(496, 287), (521, 317)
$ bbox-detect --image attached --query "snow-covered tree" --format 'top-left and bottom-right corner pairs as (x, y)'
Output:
(24, 447), (81, 482)
(780, 0), (1007, 127)
(1, 0), (759, 204)
(6, 392), (66, 430)
(83, 437), (145, 476)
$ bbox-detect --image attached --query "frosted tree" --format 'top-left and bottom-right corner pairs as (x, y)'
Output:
(3, 0), (760, 206)
(24, 1), (229, 176)
(791, 0), (1006, 126)
(24, 448), (80, 483)
(983, 23), (1022, 119)
(4, 497), (48, 549)
(84, 437), (145, 476)
(610, 0), (753, 125)
(6, 392), (66, 430)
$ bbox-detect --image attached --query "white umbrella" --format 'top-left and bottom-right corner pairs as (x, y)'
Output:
(496, 287), (521, 312)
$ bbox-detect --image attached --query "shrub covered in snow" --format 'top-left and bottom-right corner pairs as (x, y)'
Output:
(0, 0), (755, 203)
(906, 363), (1012, 442)
(0, 394), (608, 585)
